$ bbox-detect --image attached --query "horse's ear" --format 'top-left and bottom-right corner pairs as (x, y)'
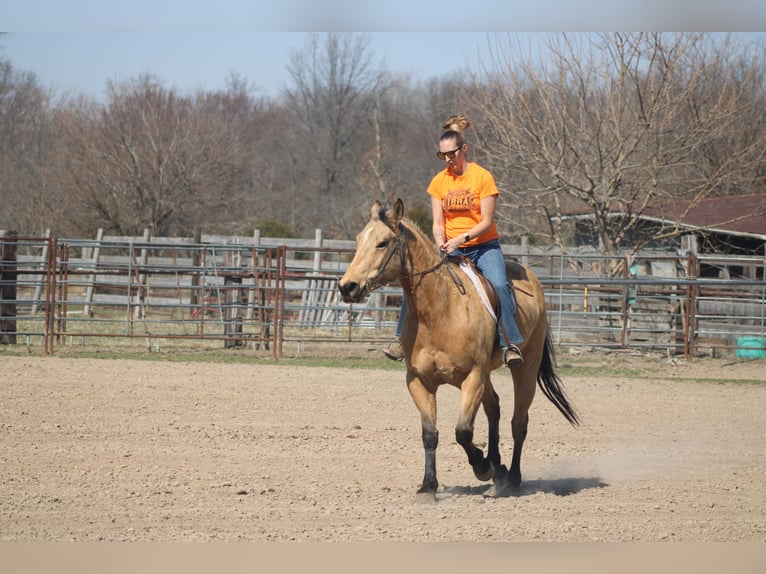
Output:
(392, 198), (405, 223)
(370, 200), (382, 221)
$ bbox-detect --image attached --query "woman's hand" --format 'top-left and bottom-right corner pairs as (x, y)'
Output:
(439, 237), (462, 254)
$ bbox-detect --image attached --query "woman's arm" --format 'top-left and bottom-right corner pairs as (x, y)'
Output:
(440, 194), (498, 254)
(431, 196), (446, 245)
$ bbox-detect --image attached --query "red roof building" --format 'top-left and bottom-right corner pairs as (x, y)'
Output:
(552, 193), (766, 254)
(641, 194), (766, 239)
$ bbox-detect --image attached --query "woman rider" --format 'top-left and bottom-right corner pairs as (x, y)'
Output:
(384, 114), (524, 368)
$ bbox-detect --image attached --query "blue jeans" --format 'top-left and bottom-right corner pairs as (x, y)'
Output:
(396, 239), (523, 347)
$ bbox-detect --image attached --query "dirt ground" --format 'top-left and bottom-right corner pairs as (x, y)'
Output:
(1, 349), (764, 542)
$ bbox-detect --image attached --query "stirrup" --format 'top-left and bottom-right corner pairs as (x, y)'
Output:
(382, 340), (404, 362)
(503, 344), (524, 368)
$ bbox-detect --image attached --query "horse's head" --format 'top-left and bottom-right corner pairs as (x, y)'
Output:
(338, 198), (406, 303)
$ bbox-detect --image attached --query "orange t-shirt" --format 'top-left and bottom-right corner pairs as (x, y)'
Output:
(426, 162), (499, 246)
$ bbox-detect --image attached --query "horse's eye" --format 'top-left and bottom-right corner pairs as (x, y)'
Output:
(376, 240), (388, 249)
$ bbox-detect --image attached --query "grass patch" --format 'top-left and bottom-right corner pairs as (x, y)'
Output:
(0, 345), (406, 371)
(3, 345), (763, 383)
(557, 363), (764, 385)
(557, 365), (645, 379)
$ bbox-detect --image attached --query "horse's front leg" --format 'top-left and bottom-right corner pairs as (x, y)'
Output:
(407, 375), (439, 501)
(456, 372), (495, 482)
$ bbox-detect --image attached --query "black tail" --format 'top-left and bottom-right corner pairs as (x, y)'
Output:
(537, 332), (580, 427)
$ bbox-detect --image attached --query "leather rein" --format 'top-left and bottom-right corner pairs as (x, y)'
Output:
(368, 222), (466, 294)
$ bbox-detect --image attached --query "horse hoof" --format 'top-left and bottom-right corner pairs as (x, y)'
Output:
(494, 464), (509, 481)
(486, 480), (517, 498)
(415, 490), (437, 504)
(474, 461), (494, 482)
(484, 484), (506, 498)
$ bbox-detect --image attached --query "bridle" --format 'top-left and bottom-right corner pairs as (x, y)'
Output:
(367, 221), (466, 294)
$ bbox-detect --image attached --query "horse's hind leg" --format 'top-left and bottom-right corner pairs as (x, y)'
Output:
(406, 376), (439, 497)
(483, 380), (508, 482)
(455, 372), (495, 482)
(508, 365), (537, 489)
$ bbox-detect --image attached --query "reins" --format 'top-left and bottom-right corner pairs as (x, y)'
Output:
(368, 222), (465, 294)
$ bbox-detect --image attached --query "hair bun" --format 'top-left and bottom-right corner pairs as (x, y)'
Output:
(442, 114), (471, 132)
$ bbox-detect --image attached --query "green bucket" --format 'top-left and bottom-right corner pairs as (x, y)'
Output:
(735, 336), (766, 359)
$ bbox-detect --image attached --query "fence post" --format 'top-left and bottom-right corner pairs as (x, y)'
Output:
(275, 246), (287, 359)
(0, 230), (18, 344)
(44, 236), (57, 353)
(313, 229), (322, 271)
(31, 229), (51, 316)
(762, 243), (766, 337)
(521, 235), (529, 267)
(223, 247), (244, 348)
(682, 235), (699, 358)
(620, 255), (630, 347)
(191, 227), (202, 306)
(83, 228), (103, 317)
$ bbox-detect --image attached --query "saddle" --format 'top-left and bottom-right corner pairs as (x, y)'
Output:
(452, 255), (529, 352)
(453, 255), (500, 318)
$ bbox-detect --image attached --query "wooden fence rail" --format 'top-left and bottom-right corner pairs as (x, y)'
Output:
(1, 231), (764, 359)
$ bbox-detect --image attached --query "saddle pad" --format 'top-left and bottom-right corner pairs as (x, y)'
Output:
(458, 261), (497, 323)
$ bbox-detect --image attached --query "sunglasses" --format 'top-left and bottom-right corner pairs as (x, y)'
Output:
(436, 145), (462, 161)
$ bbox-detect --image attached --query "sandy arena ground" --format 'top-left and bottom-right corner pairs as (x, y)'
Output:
(1, 350), (764, 542)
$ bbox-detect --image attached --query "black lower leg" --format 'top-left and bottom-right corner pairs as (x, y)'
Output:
(418, 425), (439, 493)
(456, 425), (493, 480)
(508, 440), (523, 487)
(487, 416), (508, 480)
(508, 415), (528, 488)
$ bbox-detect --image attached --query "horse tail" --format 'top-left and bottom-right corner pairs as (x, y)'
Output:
(537, 331), (580, 427)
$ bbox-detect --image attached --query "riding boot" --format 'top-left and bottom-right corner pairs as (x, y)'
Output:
(383, 339), (404, 361)
(503, 344), (524, 368)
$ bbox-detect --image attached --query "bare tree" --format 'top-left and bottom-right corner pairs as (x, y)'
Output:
(193, 74), (292, 234)
(0, 59), (54, 234)
(468, 32), (766, 257)
(47, 75), (250, 237)
(357, 75), (462, 220)
(282, 33), (390, 237)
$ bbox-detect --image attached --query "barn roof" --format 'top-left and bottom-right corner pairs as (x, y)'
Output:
(554, 193), (766, 240)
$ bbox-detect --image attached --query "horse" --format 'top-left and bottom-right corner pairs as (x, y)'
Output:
(338, 198), (579, 500)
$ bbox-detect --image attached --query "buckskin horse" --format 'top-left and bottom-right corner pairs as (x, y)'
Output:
(338, 199), (579, 500)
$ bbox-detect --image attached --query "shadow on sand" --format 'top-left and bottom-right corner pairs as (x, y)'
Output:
(442, 476), (608, 498)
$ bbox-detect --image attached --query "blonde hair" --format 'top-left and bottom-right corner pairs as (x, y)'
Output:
(442, 114), (471, 133)
(440, 114), (471, 146)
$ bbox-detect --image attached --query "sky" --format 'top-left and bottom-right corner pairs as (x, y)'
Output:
(3, 30), (502, 101)
(3, 1), (766, 102)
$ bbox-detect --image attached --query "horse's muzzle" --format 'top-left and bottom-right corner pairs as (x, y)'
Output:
(337, 279), (366, 303)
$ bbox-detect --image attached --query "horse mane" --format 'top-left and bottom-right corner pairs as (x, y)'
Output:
(376, 199), (469, 274)
(381, 209), (477, 279)
(374, 201), (437, 255)
(400, 217), (432, 245)
(399, 217), (443, 262)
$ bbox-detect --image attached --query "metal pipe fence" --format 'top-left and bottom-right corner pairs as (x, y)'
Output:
(1, 234), (764, 359)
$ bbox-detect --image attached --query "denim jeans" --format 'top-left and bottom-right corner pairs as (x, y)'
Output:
(396, 239), (523, 347)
